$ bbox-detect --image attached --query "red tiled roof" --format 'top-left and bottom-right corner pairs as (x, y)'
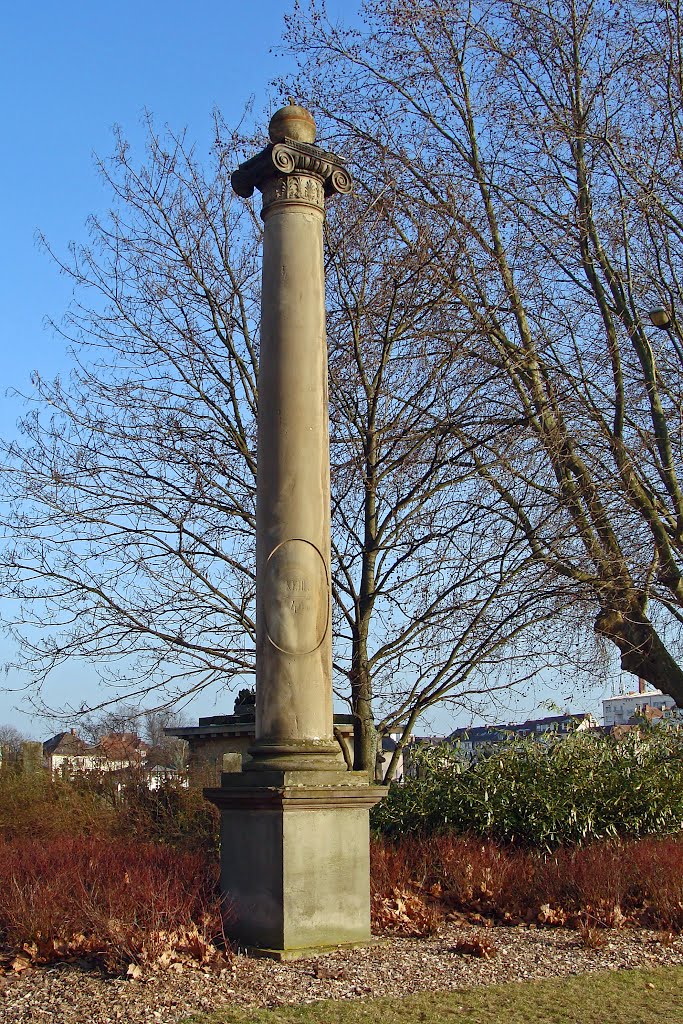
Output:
(96, 732), (149, 761)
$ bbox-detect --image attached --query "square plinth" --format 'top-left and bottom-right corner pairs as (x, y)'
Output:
(205, 771), (386, 958)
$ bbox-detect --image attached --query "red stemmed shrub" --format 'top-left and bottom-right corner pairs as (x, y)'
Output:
(629, 838), (683, 931)
(0, 835), (225, 969)
(370, 835), (683, 934)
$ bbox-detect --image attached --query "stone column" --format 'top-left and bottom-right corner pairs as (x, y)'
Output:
(231, 105), (351, 771)
(206, 104), (385, 959)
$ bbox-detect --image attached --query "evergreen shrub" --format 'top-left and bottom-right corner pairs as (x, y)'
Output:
(372, 729), (683, 848)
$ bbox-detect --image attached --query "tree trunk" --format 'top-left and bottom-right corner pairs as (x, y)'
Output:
(381, 705), (421, 784)
(333, 726), (353, 770)
(595, 602), (683, 706)
(351, 644), (377, 779)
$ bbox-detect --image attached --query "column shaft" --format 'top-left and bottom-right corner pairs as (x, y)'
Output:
(252, 183), (336, 766)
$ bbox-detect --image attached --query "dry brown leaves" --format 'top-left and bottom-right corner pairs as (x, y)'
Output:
(450, 936), (498, 959)
(370, 880), (658, 943)
(536, 902), (629, 929)
(371, 888), (441, 936)
(576, 924), (608, 950)
(0, 923), (231, 977)
(1, 934), (106, 975)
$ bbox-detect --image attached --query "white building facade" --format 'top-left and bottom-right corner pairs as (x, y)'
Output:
(602, 688), (677, 727)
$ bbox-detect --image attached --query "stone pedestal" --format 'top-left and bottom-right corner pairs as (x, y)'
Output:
(206, 770), (380, 958)
(206, 104), (384, 959)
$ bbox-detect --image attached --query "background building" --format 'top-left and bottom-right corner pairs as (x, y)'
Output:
(602, 682), (678, 727)
(447, 713), (597, 761)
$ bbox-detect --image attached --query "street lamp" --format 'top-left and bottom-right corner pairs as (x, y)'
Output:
(646, 303), (683, 369)
(647, 305), (674, 330)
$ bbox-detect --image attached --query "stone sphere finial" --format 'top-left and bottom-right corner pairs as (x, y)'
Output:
(268, 102), (316, 144)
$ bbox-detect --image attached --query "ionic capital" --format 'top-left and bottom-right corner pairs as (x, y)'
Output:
(231, 140), (352, 215)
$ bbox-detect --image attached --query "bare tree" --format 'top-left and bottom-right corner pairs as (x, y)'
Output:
(79, 703), (188, 767)
(0, 107), (575, 778)
(1, 117), (261, 709)
(0, 724), (26, 754)
(285, 0), (683, 706)
(325, 190), (569, 775)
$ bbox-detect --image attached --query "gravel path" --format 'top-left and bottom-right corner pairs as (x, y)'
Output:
(2, 926), (682, 1023)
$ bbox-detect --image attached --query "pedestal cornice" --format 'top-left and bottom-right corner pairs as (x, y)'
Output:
(205, 770), (387, 812)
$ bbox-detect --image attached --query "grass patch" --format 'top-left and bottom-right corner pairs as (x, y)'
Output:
(181, 965), (683, 1024)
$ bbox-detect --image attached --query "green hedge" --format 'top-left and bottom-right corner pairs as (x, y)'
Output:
(372, 728), (683, 848)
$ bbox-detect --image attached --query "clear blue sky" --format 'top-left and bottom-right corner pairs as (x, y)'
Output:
(0, 0), (312, 428)
(0, 0), (618, 737)
(0, 0), (337, 734)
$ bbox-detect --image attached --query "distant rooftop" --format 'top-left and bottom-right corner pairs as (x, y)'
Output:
(603, 688), (667, 702)
(448, 712), (595, 743)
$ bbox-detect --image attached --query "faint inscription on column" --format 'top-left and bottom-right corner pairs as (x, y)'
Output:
(264, 539), (329, 655)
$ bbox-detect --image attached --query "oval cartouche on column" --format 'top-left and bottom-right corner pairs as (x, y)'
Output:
(264, 539), (329, 655)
